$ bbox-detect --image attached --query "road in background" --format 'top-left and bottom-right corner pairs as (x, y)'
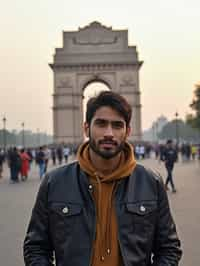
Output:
(0, 157), (199, 266)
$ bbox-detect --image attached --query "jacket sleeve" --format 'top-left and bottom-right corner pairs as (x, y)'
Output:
(23, 175), (54, 266)
(152, 177), (182, 265)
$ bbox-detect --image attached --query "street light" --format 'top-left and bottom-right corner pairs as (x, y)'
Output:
(175, 112), (179, 145)
(2, 116), (7, 152)
(21, 122), (25, 147)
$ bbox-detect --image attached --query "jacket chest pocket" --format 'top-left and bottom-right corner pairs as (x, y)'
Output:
(49, 202), (83, 237)
(125, 201), (157, 232)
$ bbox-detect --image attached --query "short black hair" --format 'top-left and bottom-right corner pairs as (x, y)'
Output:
(167, 139), (173, 144)
(86, 91), (132, 127)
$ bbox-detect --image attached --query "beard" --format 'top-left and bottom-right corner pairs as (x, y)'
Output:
(89, 135), (125, 160)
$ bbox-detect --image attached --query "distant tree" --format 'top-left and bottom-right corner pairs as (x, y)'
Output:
(0, 129), (53, 149)
(186, 83), (200, 131)
(158, 119), (199, 142)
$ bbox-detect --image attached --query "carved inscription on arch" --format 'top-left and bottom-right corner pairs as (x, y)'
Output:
(72, 36), (118, 46)
(120, 74), (135, 87)
(57, 77), (73, 88)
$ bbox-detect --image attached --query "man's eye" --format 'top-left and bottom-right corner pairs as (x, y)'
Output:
(112, 122), (124, 129)
(95, 120), (106, 126)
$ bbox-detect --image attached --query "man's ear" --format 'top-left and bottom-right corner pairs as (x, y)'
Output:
(83, 122), (89, 138)
(126, 126), (131, 137)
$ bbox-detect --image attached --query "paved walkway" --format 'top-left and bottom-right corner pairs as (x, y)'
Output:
(143, 158), (200, 266)
(0, 157), (199, 265)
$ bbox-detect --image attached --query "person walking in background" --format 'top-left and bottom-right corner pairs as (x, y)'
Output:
(191, 144), (197, 160)
(162, 139), (178, 193)
(134, 144), (140, 159)
(198, 144), (200, 161)
(139, 144), (145, 159)
(51, 147), (56, 165)
(56, 145), (63, 165)
(154, 144), (160, 159)
(185, 143), (191, 161)
(8, 147), (21, 183)
(31, 149), (36, 165)
(26, 148), (33, 169)
(44, 146), (51, 173)
(24, 91), (181, 266)
(63, 146), (70, 163)
(0, 149), (5, 178)
(19, 149), (30, 181)
(180, 143), (186, 162)
(36, 146), (45, 179)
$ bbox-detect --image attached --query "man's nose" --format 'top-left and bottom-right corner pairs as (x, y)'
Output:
(104, 125), (114, 137)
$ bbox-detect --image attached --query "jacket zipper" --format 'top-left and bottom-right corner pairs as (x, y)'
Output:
(114, 182), (128, 266)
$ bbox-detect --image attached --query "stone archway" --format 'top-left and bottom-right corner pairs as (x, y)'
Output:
(83, 81), (110, 120)
(49, 22), (143, 144)
(82, 81), (110, 139)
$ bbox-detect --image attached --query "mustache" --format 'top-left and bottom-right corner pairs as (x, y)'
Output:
(98, 139), (118, 145)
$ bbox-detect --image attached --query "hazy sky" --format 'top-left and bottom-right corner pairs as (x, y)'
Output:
(0, 0), (199, 134)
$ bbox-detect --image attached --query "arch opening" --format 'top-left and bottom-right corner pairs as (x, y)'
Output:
(83, 81), (110, 123)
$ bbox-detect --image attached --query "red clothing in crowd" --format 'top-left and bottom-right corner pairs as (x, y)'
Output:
(20, 152), (30, 177)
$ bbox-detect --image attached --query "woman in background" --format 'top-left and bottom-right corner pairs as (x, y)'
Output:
(20, 148), (30, 181)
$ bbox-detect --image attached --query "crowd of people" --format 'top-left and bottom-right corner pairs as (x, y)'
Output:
(134, 142), (200, 162)
(0, 141), (199, 184)
(0, 145), (73, 183)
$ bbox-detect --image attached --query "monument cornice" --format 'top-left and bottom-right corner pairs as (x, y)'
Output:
(49, 62), (143, 71)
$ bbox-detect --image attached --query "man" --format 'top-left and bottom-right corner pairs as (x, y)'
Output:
(63, 145), (70, 163)
(36, 146), (46, 179)
(0, 149), (5, 178)
(162, 139), (178, 193)
(8, 147), (21, 183)
(24, 91), (182, 265)
(56, 145), (63, 165)
(43, 146), (51, 173)
(51, 147), (57, 166)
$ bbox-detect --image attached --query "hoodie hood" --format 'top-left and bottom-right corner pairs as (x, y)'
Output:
(77, 140), (136, 182)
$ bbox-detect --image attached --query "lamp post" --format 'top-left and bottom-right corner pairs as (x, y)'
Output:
(2, 116), (7, 152)
(21, 122), (25, 148)
(175, 112), (179, 146)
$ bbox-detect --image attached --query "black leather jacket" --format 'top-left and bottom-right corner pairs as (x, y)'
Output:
(23, 162), (182, 266)
(162, 147), (178, 167)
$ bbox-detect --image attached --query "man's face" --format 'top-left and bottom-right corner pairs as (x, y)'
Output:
(84, 106), (131, 159)
(167, 142), (173, 148)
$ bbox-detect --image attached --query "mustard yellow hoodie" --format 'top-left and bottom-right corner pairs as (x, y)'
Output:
(77, 141), (136, 266)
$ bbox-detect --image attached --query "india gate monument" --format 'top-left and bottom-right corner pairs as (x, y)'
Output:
(49, 22), (143, 144)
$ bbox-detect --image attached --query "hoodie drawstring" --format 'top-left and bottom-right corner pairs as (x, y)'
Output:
(94, 173), (105, 261)
(94, 172), (117, 262)
(105, 182), (117, 257)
